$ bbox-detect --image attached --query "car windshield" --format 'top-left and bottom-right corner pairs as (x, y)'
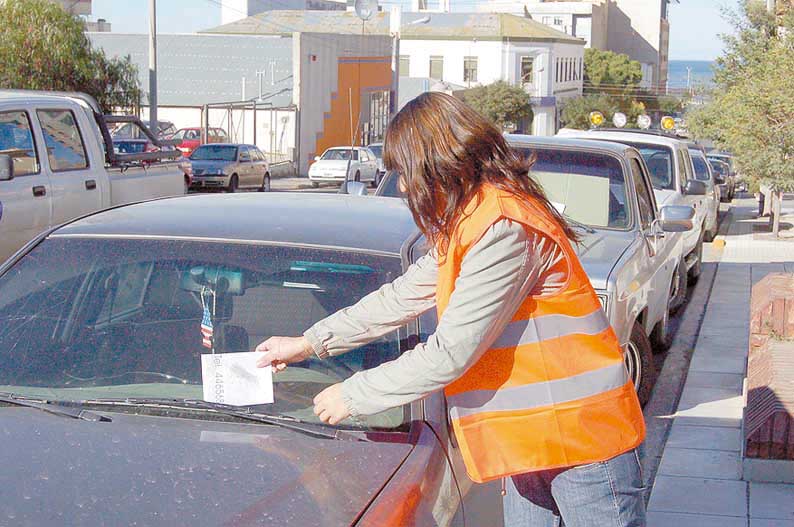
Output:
(710, 161), (727, 175)
(515, 148), (630, 229)
(321, 149), (357, 161)
(368, 145), (382, 157)
(690, 154), (712, 182)
(190, 145), (237, 161)
(617, 143), (676, 190)
(0, 238), (407, 430)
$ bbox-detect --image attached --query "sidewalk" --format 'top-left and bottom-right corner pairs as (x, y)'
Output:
(646, 196), (794, 526)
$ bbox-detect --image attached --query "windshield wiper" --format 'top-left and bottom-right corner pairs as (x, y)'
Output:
(0, 392), (112, 422)
(85, 397), (368, 441)
(564, 215), (596, 234)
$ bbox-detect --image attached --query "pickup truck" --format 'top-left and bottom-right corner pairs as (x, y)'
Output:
(0, 91), (187, 264)
(375, 136), (695, 405)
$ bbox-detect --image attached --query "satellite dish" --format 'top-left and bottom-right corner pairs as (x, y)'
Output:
(354, 0), (378, 21)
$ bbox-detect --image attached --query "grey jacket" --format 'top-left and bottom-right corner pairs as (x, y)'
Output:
(304, 219), (564, 416)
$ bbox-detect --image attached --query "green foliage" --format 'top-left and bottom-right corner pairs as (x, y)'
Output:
(584, 49), (643, 94)
(462, 81), (533, 130)
(687, 0), (794, 192)
(0, 0), (140, 111)
(560, 93), (648, 130)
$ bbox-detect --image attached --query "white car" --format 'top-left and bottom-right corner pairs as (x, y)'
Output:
(308, 147), (379, 188)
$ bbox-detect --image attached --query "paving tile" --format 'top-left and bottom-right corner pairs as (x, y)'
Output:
(658, 447), (741, 480)
(647, 512), (746, 527)
(751, 520), (794, 527)
(673, 415), (742, 428)
(750, 482), (794, 520)
(666, 425), (742, 452)
(679, 386), (744, 407)
(689, 353), (747, 375)
(684, 372), (744, 391)
(648, 475), (747, 517)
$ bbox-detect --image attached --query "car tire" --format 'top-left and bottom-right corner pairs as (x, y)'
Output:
(227, 175), (239, 194)
(688, 229), (704, 284)
(670, 259), (689, 315)
(371, 172), (380, 189)
(354, 171), (361, 182)
(651, 302), (673, 353)
(311, 182), (320, 188)
(259, 173), (271, 192)
(704, 221), (718, 242)
(626, 320), (657, 407)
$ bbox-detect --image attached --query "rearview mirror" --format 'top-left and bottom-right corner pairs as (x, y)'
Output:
(660, 205), (695, 232)
(684, 180), (707, 196)
(0, 155), (13, 181)
(339, 180), (368, 197)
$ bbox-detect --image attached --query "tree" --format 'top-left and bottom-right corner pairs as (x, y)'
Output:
(584, 49), (643, 95)
(461, 81), (533, 131)
(559, 93), (645, 130)
(0, 0), (140, 112)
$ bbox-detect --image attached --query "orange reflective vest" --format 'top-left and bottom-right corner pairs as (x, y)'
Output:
(439, 185), (645, 483)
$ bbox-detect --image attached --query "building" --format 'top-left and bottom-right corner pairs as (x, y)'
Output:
(90, 30), (393, 176)
(52, 0), (91, 15)
(413, 0), (670, 91)
(209, 10), (585, 136)
(220, 0), (346, 25)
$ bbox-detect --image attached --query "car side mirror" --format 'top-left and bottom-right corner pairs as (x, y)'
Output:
(660, 205), (695, 232)
(314, 156), (321, 162)
(0, 155), (13, 181)
(339, 180), (368, 197)
(684, 180), (707, 196)
(714, 175), (726, 185)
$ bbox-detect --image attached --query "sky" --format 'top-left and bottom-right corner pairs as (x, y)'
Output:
(92, 0), (736, 61)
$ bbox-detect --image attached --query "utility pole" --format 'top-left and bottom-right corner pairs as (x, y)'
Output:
(390, 6), (401, 117)
(768, 0), (776, 14)
(686, 66), (692, 96)
(148, 0), (158, 131)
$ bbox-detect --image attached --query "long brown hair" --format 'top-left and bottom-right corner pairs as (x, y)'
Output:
(382, 92), (578, 253)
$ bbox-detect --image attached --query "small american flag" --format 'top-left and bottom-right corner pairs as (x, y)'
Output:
(201, 304), (213, 349)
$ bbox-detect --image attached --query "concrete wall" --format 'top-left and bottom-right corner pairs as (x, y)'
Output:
(608, 0), (665, 88)
(399, 39), (504, 87)
(295, 33), (393, 176)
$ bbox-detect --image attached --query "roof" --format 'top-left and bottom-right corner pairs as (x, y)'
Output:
(87, 33), (294, 107)
(505, 134), (639, 157)
(557, 129), (688, 148)
(204, 11), (584, 43)
(52, 193), (419, 257)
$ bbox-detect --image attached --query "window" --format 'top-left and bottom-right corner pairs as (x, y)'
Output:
(36, 109), (88, 172)
(617, 142), (675, 191)
(429, 56), (444, 80)
(542, 16), (552, 24)
(238, 146), (251, 162)
(554, 16), (564, 26)
(520, 56), (534, 86)
(691, 154), (712, 182)
(0, 111), (39, 176)
(464, 56), (478, 83)
(399, 55), (410, 76)
(630, 158), (655, 229)
(555, 58), (560, 82)
(359, 150), (369, 162)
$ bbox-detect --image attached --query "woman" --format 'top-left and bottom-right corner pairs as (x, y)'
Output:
(256, 92), (647, 526)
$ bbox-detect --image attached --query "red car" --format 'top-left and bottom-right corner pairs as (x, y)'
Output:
(170, 127), (229, 157)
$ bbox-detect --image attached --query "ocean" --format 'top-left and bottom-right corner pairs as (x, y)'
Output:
(667, 60), (716, 89)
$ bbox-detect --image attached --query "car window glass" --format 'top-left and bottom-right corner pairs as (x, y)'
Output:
(368, 144), (382, 157)
(377, 171), (404, 198)
(0, 238), (408, 430)
(190, 145), (237, 161)
(678, 150), (690, 188)
(172, 130), (186, 140)
(0, 111), (39, 176)
(630, 158), (655, 229)
(691, 154), (712, 182)
(618, 142), (675, 191)
(37, 109), (89, 172)
(321, 149), (355, 161)
(516, 148), (630, 229)
(239, 147), (250, 161)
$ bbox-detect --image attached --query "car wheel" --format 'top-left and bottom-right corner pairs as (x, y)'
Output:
(669, 259), (689, 314)
(311, 182), (320, 189)
(259, 173), (271, 192)
(354, 171), (361, 182)
(626, 320), (657, 406)
(651, 301), (673, 353)
(688, 229), (704, 284)
(371, 172), (380, 188)
(227, 175), (239, 194)
(704, 221), (718, 242)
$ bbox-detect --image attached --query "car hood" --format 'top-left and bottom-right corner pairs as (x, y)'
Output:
(312, 160), (350, 171)
(190, 160), (235, 172)
(1, 407), (412, 526)
(573, 229), (635, 291)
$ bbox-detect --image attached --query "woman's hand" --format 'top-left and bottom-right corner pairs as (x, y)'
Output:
(313, 383), (351, 425)
(255, 336), (314, 372)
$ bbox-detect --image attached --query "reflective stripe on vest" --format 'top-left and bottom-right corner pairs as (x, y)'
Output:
(491, 309), (610, 350)
(448, 361), (629, 420)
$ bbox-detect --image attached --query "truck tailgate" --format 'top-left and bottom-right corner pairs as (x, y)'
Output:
(107, 162), (185, 206)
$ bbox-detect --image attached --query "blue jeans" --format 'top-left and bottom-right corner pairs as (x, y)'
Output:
(503, 449), (647, 527)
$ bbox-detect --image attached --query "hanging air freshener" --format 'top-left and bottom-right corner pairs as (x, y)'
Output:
(200, 287), (214, 351)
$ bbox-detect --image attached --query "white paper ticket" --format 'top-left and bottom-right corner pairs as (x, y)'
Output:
(201, 352), (274, 406)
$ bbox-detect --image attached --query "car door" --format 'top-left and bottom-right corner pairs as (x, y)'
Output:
(237, 146), (254, 188)
(36, 107), (102, 227)
(0, 109), (52, 263)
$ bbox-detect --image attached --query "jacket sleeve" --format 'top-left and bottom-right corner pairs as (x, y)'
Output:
(341, 219), (558, 417)
(303, 249), (438, 359)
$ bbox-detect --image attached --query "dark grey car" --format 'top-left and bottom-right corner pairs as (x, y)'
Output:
(0, 193), (504, 526)
(189, 143), (271, 192)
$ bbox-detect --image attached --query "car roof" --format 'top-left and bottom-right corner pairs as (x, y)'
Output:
(558, 129), (687, 148)
(505, 134), (637, 157)
(193, 143), (248, 148)
(51, 193), (419, 257)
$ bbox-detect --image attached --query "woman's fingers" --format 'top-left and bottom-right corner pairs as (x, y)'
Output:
(255, 336), (313, 369)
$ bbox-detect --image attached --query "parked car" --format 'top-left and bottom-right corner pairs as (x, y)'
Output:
(709, 159), (734, 202)
(367, 142), (386, 185)
(0, 90), (186, 264)
(558, 129), (708, 285)
(188, 143), (271, 193)
(377, 136), (696, 404)
(309, 146), (379, 188)
(688, 148), (721, 241)
(170, 127), (229, 157)
(112, 119), (177, 139)
(0, 192), (509, 526)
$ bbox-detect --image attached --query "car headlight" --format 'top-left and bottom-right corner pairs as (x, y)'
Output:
(596, 292), (609, 317)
